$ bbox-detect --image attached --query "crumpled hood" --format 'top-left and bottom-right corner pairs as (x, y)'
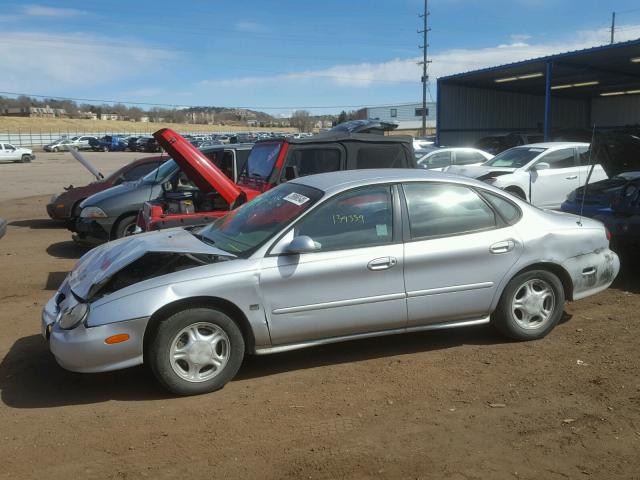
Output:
(447, 164), (516, 179)
(69, 228), (234, 300)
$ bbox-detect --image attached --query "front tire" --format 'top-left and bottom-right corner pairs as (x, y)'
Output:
(113, 214), (137, 238)
(492, 270), (565, 341)
(147, 308), (245, 395)
(53, 147), (59, 153)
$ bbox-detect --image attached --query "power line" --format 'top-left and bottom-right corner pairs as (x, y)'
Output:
(0, 91), (421, 111)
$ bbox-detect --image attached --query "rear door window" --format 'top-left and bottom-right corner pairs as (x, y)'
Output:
(540, 148), (576, 169)
(422, 151), (451, 168)
(454, 151), (486, 165)
(403, 183), (497, 239)
(356, 145), (406, 169)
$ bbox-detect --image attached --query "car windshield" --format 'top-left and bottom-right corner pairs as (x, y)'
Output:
(245, 142), (282, 179)
(196, 183), (322, 255)
(484, 147), (547, 168)
(142, 159), (176, 183)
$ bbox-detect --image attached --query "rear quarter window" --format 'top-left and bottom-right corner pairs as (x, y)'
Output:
(356, 145), (407, 169)
(480, 190), (522, 225)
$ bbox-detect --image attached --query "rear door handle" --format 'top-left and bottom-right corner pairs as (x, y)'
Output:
(565, 175), (578, 180)
(490, 240), (515, 254)
(367, 257), (397, 271)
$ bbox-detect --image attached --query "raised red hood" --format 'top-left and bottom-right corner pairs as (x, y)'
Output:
(153, 128), (245, 207)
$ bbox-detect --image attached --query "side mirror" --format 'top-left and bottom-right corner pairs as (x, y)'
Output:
(113, 174), (126, 186)
(533, 161), (550, 171)
(284, 165), (299, 181)
(286, 236), (317, 254)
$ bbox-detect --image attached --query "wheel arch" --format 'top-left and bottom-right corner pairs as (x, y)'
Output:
(506, 262), (574, 301)
(504, 185), (527, 200)
(143, 296), (256, 360)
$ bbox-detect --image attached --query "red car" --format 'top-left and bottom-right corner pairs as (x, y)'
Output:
(137, 128), (416, 231)
(47, 154), (164, 222)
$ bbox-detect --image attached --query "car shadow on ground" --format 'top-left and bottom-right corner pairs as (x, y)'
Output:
(9, 219), (65, 229)
(1, 326), (517, 408)
(45, 272), (70, 291)
(46, 241), (89, 260)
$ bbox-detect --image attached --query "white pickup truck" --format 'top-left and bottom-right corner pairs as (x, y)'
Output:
(0, 143), (35, 163)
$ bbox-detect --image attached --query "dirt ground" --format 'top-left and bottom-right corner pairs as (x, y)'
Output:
(0, 152), (639, 480)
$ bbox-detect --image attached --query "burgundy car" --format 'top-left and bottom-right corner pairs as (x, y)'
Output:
(46, 154), (164, 222)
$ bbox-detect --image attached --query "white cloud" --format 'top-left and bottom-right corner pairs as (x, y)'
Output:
(0, 32), (175, 92)
(22, 5), (85, 17)
(198, 23), (640, 89)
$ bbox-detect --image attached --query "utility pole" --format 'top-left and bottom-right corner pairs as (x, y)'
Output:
(610, 11), (616, 44)
(418, 0), (431, 137)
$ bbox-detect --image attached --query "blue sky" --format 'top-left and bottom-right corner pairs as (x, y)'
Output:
(1, 1), (640, 115)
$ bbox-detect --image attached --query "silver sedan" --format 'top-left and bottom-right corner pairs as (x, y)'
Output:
(42, 169), (620, 395)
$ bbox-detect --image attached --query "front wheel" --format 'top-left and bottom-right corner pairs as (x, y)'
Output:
(20, 154), (31, 163)
(113, 214), (137, 238)
(147, 308), (245, 395)
(492, 270), (565, 341)
(53, 147), (59, 152)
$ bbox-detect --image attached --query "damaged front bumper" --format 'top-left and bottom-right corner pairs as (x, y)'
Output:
(42, 294), (147, 373)
(71, 217), (112, 244)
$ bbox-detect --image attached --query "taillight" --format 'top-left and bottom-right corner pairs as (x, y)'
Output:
(605, 227), (612, 242)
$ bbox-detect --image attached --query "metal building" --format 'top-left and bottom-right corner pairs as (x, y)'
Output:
(437, 39), (640, 146)
(365, 102), (437, 132)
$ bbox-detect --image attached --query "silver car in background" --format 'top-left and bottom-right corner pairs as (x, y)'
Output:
(42, 169), (620, 395)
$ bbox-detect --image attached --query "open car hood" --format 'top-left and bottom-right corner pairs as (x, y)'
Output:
(68, 228), (235, 300)
(68, 147), (103, 181)
(592, 128), (640, 177)
(153, 128), (245, 207)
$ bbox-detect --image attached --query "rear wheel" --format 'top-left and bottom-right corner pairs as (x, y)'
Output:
(113, 214), (137, 238)
(147, 308), (245, 395)
(492, 269), (564, 341)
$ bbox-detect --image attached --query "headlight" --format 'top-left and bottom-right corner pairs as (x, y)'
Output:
(58, 303), (89, 330)
(80, 206), (108, 218)
(50, 194), (59, 203)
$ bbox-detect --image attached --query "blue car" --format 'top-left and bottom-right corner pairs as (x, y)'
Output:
(89, 136), (127, 152)
(560, 171), (640, 217)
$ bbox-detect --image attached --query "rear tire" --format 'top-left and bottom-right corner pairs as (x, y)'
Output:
(492, 269), (564, 341)
(113, 214), (137, 238)
(147, 308), (245, 395)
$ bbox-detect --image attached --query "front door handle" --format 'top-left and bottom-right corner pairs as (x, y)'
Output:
(367, 257), (397, 271)
(565, 175), (578, 180)
(490, 240), (515, 254)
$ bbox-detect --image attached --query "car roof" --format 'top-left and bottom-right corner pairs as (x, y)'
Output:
(514, 142), (589, 148)
(256, 132), (413, 146)
(291, 168), (488, 194)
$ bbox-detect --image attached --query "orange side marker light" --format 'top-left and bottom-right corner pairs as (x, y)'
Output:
(105, 334), (130, 345)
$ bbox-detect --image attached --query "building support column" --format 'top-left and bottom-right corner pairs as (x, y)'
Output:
(544, 61), (553, 142)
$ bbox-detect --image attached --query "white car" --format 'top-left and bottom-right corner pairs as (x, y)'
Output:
(417, 147), (493, 171)
(0, 143), (35, 163)
(446, 142), (608, 209)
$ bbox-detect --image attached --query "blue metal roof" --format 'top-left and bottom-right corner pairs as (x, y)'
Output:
(440, 38), (640, 82)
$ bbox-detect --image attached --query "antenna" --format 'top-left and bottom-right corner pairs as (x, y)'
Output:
(577, 124), (597, 226)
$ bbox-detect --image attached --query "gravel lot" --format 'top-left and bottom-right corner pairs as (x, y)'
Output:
(0, 152), (639, 479)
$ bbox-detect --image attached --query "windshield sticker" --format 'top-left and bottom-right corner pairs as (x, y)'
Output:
(528, 148), (546, 153)
(283, 192), (310, 206)
(376, 224), (388, 236)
